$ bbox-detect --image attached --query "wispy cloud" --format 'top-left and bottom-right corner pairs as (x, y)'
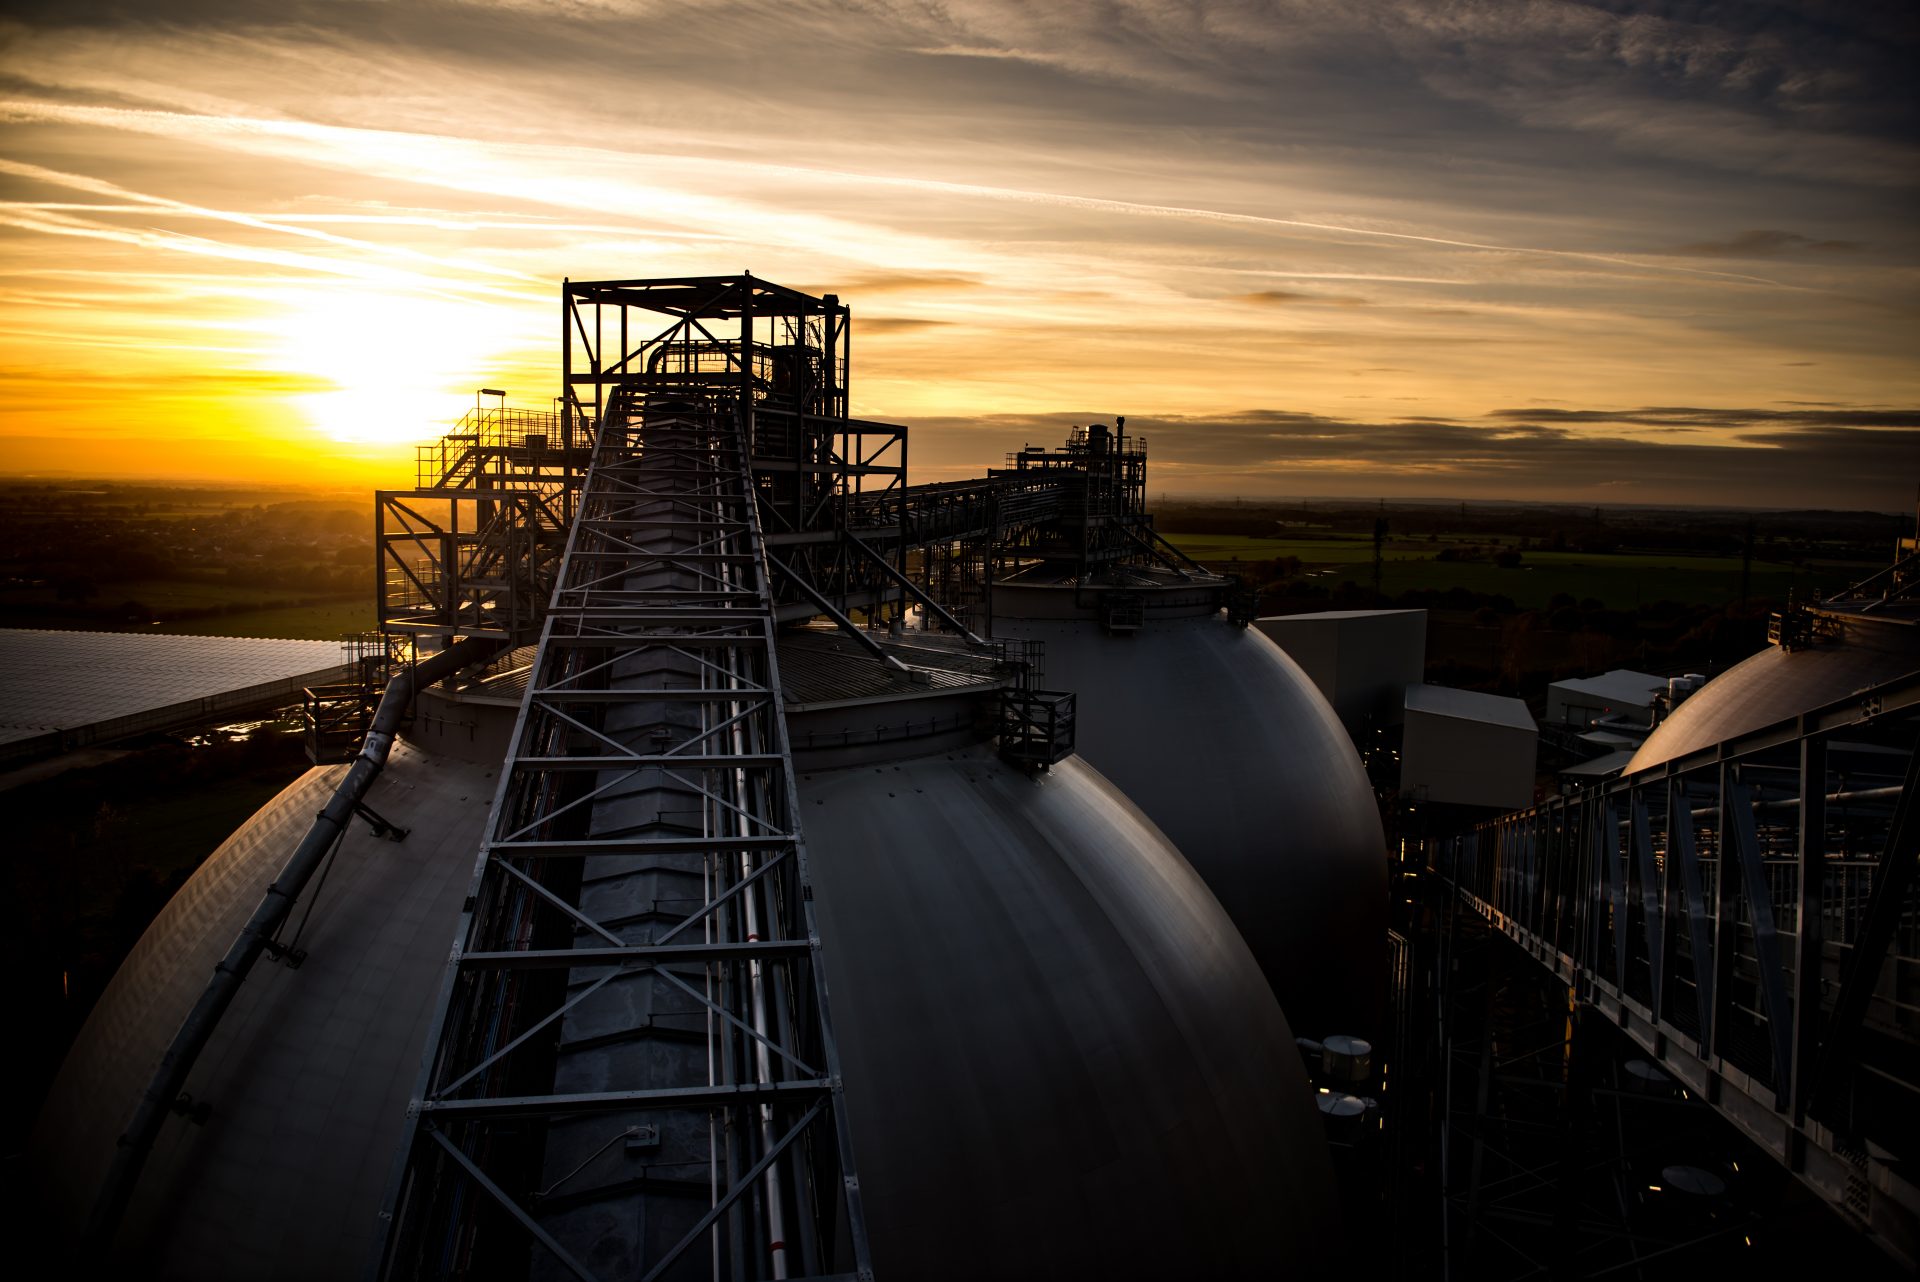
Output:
(906, 404), (1920, 507)
(1671, 229), (1864, 259)
(0, 1), (1912, 503)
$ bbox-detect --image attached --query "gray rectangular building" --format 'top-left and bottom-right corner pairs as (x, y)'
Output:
(1400, 682), (1538, 811)
(1255, 608), (1426, 735)
(1546, 668), (1665, 728)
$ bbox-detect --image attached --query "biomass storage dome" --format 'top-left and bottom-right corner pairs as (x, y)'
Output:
(35, 638), (1337, 1279)
(1628, 609), (1920, 773)
(29, 740), (498, 1278)
(990, 571), (1389, 1044)
(794, 689), (1338, 1277)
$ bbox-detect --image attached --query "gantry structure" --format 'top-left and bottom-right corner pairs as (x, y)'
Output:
(376, 277), (903, 1280)
(371, 280), (1222, 662)
(886, 419), (1221, 633)
(1433, 668), (1920, 1268)
(364, 274), (1258, 1279)
(371, 275), (1133, 1280)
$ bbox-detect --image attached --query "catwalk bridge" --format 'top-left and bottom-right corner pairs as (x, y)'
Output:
(1434, 669), (1920, 1266)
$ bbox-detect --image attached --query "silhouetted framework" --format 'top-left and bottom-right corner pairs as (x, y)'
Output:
(377, 388), (871, 1281)
(882, 421), (1214, 632)
(374, 276), (1101, 1281)
(377, 395), (584, 647)
(301, 631), (401, 763)
(1433, 669), (1920, 1268)
(377, 277), (1215, 656)
(562, 276), (911, 630)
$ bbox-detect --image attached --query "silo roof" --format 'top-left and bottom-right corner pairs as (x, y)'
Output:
(777, 628), (1010, 708)
(1560, 748), (1637, 779)
(1404, 682), (1537, 731)
(1257, 608), (1425, 622)
(0, 628), (347, 756)
(1549, 668), (1665, 706)
(1627, 616), (1919, 773)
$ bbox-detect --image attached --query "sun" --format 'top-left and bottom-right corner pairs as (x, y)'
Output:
(260, 288), (535, 445)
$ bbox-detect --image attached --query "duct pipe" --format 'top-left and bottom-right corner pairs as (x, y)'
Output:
(84, 633), (506, 1254)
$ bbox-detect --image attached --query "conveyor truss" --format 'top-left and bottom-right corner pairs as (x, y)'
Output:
(368, 274), (1240, 1276)
(378, 386), (871, 1280)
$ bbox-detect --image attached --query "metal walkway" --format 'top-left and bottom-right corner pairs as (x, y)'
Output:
(1432, 670), (1920, 1266)
(377, 391), (869, 1281)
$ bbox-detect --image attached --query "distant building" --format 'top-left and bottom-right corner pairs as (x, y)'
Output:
(1256, 609), (1426, 738)
(1545, 668), (1665, 729)
(1400, 683), (1538, 811)
(1557, 747), (1636, 792)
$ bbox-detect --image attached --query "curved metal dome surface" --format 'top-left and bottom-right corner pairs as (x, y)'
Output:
(1628, 616), (1920, 774)
(798, 742), (1335, 1278)
(991, 588), (1387, 1043)
(39, 707), (1335, 1277)
(31, 741), (494, 1278)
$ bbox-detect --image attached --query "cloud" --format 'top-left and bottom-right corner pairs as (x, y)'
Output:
(1233, 289), (1367, 307)
(833, 272), (984, 295)
(858, 317), (951, 334)
(1673, 229), (1863, 258)
(1485, 406), (1920, 430)
(901, 404), (1920, 509)
(0, 0), (1913, 507)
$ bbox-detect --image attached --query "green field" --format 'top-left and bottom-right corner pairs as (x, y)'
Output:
(154, 600), (373, 639)
(1161, 531), (1875, 610)
(0, 574), (368, 639)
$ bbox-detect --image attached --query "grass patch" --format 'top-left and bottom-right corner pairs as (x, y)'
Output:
(154, 600), (375, 639)
(1160, 530), (1877, 610)
(1165, 533), (1397, 564)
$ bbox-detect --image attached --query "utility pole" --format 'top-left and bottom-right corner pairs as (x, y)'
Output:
(1373, 516), (1388, 597)
(1741, 516), (1754, 605)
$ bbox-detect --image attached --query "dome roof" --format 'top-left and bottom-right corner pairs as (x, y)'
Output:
(800, 744), (1335, 1278)
(40, 727), (1334, 1278)
(1628, 615), (1920, 774)
(992, 591), (1387, 1043)
(31, 742), (495, 1277)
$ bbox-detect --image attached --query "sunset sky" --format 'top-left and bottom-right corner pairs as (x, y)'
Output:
(1, 1), (1915, 506)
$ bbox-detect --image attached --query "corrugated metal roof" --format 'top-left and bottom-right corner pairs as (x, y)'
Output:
(438, 631), (1010, 714)
(1549, 668), (1665, 707)
(1257, 608), (1424, 622)
(1404, 682), (1536, 732)
(444, 644), (538, 705)
(778, 629), (1008, 708)
(0, 629), (348, 745)
(1561, 748), (1637, 779)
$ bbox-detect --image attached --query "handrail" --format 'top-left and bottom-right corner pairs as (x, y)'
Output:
(84, 633), (507, 1255)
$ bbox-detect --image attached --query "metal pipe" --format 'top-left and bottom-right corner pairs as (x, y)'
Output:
(85, 633), (505, 1254)
(720, 497), (789, 1279)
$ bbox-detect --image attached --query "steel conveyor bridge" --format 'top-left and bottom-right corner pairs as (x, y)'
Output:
(377, 387), (870, 1280)
(376, 277), (885, 1281)
(1432, 670), (1920, 1266)
(363, 274), (1223, 1279)
(376, 396), (1204, 651)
